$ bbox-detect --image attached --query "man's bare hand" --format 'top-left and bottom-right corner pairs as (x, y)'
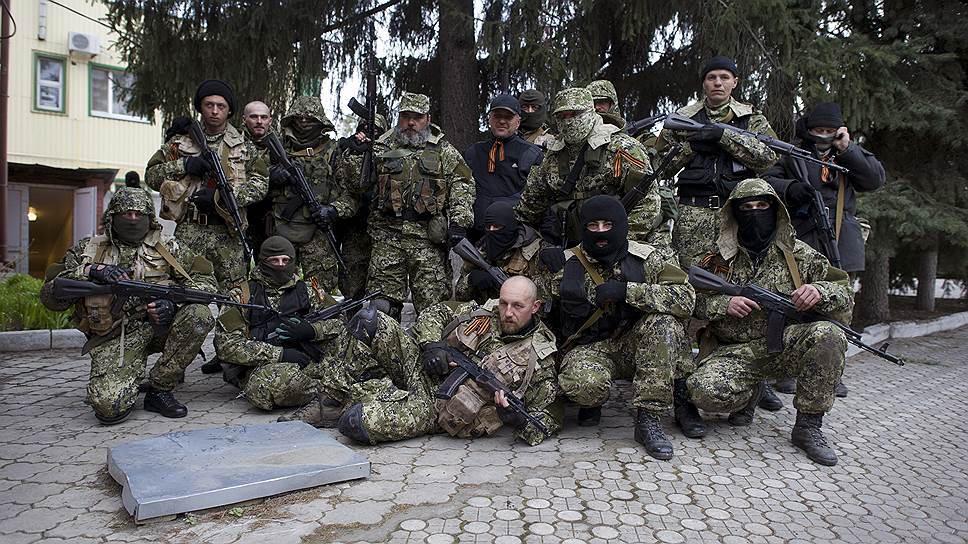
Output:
(791, 284), (822, 311)
(726, 296), (761, 318)
(833, 126), (850, 153)
(494, 390), (510, 408)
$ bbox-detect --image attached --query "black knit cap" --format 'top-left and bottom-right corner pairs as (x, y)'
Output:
(194, 79), (236, 117)
(124, 171), (140, 188)
(806, 102), (844, 129)
(518, 89), (546, 106)
(701, 56), (739, 79)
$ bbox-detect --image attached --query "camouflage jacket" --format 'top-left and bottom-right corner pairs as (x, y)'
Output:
(694, 179), (854, 345)
(455, 227), (542, 303)
(514, 118), (665, 249)
(413, 300), (562, 445)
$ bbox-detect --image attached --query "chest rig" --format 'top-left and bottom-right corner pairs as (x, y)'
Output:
(374, 142), (447, 221)
(272, 142), (338, 243)
(676, 109), (753, 199)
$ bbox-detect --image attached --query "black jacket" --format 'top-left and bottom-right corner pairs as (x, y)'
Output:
(464, 133), (543, 234)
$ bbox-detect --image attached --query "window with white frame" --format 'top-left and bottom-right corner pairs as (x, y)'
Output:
(35, 55), (65, 112)
(91, 66), (146, 121)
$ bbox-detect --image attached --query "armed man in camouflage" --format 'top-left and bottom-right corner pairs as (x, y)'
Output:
(517, 89), (553, 147)
(214, 236), (342, 411)
(240, 100), (275, 248)
(145, 80), (269, 291)
(301, 276), (561, 446)
(46, 188), (216, 424)
(548, 196), (695, 460)
(455, 201), (542, 303)
(687, 178), (853, 466)
(514, 88), (666, 278)
(267, 96), (358, 295)
(364, 92), (475, 318)
(587, 79), (626, 131)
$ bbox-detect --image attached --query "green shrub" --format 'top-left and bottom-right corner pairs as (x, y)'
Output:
(0, 275), (73, 331)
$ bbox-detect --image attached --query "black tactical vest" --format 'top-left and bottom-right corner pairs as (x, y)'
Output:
(559, 252), (647, 345)
(676, 109), (753, 199)
(248, 281), (311, 341)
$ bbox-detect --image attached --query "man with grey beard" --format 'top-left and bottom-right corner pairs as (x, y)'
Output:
(360, 92), (475, 318)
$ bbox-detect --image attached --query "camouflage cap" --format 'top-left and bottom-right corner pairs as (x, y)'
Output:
(553, 88), (594, 115)
(399, 92), (431, 114)
(586, 80), (618, 103)
(102, 186), (159, 229)
(282, 96), (335, 131)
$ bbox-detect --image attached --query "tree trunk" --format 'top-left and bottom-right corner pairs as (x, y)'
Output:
(856, 250), (890, 325)
(915, 246), (938, 312)
(437, 0), (478, 153)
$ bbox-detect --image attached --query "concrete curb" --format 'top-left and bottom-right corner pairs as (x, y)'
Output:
(1, 311), (967, 353)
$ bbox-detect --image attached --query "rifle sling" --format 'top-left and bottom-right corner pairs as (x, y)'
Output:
(835, 177), (845, 240)
(558, 143), (590, 196)
(153, 242), (193, 282)
(780, 247), (803, 289)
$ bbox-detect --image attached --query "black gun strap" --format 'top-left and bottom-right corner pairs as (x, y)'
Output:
(557, 143), (590, 196)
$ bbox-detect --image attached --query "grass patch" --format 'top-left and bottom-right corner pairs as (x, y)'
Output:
(0, 274), (72, 331)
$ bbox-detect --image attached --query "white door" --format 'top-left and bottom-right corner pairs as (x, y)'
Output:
(73, 186), (98, 242)
(5, 184), (29, 274)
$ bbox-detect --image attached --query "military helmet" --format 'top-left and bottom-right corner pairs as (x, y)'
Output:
(399, 92), (431, 115)
(553, 88), (594, 115)
(102, 186), (160, 230)
(586, 80), (618, 104)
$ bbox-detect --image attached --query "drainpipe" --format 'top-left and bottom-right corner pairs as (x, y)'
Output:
(0, 0), (11, 266)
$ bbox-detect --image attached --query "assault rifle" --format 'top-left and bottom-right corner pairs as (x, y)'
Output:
(453, 238), (509, 285)
(663, 114), (850, 175)
(303, 290), (382, 323)
(264, 132), (346, 271)
(626, 113), (668, 138)
(619, 143), (681, 212)
(437, 346), (552, 438)
(810, 188), (842, 269)
(52, 277), (269, 311)
(348, 20), (379, 188)
(188, 121), (253, 264)
(687, 266), (904, 365)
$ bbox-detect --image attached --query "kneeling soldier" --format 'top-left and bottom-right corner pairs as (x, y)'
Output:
(46, 187), (216, 424)
(550, 195), (695, 460)
(687, 178), (853, 465)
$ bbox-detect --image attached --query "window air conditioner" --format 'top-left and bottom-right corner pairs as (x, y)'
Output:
(68, 32), (100, 56)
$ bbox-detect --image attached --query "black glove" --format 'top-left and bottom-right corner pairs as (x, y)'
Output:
(268, 164), (292, 187)
(273, 316), (316, 343)
(337, 136), (369, 155)
(183, 156), (212, 177)
(190, 187), (217, 214)
(281, 348), (313, 368)
(419, 341), (451, 377)
(88, 264), (128, 284)
(538, 246), (566, 273)
(311, 204), (338, 230)
(496, 403), (526, 427)
(164, 116), (192, 142)
(594, 280), (628, 308)
(468, 269), (500, 292)
(447, 224), (467, 248)
(785, 182), (814, 209)
(688, 124), (725, 143)
(538, 212), (563, 246)
(148, 299), (176, 327)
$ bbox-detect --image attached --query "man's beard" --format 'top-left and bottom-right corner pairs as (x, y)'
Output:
(395, 125), (430, 146)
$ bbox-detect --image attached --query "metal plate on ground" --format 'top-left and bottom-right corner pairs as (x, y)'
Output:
(107, 422), (369, 521)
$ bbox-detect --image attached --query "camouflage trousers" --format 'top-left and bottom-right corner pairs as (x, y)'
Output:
(367, 227), (448, 313)
(87, 304), (213, 418)
(558, 313), (684, 413)
(241, 362), (316, 411)
(337, 220), (372, 300)
(688, 322), (847, 415)
(174, 221), (247, 291)
(288, 228), (340, 295)
(309, 313), (439, 444)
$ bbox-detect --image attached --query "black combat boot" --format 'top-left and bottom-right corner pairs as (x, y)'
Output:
(834, 378), (848, 398)
(634, 409), (673, 460)
(791, 412), (838, 466)
(144, 388), (188, 418)
(758, 384), (784, 411)
(95, 405), (133, 426)
(673, 378), (706, 438)
(200, 356), (223, 374)
(728, 382), (764, 426)
(338, 403), (372, 444)
(577, 406), (602, 427)
(774, 377), (797, 394)
(278, 394), (342, 428)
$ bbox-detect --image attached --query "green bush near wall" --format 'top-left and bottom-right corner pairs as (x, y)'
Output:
(0, 275), (72, 331)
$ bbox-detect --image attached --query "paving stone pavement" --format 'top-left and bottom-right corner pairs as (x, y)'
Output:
(1, 326), (966, 544)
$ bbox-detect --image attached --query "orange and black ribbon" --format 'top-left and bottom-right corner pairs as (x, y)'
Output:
(487, 140), (505, 173)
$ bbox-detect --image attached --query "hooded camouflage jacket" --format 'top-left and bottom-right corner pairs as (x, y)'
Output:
(694, 178), (854, 344)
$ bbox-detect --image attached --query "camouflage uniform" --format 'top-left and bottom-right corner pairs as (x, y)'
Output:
(514, 88), (668, 256)
(315, 301), (562, 446)
(687, 179), (853, 415)
(587, 79), (626, 131)
(53, 188), (216, 420)
(269, 97), (358, 294)
(145, 123), (269, 290)
(365, 93), (475, 313)
(241, 124), (274, 252)
(214, 267), (341, 411)
(548, 241), (695, 413)
(455, 225), (542, 303)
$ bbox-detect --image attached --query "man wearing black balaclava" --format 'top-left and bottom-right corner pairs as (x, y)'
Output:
(455, 201), (542, 303)
(764, 101), (885, 399)
(548, 195), (695, 460)
(214, 236), (343, 423)
(687, 178), (854, 466)
(517, 89), (553, 147)
(464, 95), (543, 242)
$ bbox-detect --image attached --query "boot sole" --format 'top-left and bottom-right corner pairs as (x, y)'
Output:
(758, 401), (784, 412)
(144, 404), (188, 418)
(792, 440), (838, 466)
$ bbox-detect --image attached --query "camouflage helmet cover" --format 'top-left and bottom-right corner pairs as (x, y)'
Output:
(552, 87), (594, 115)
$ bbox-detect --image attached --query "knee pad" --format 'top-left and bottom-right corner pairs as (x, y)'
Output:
(338, 403), (372, 445)
(347, 306), (379, 345)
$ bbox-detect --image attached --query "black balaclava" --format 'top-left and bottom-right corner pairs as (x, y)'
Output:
(111, 214), (150, 246)
(285, 117), (327, 149)
(482, 201), (519, 261)
(732, 195), (778, 257)
(258, 236), (297, 287)
(579, 195), (629, 267)
(518, 89), (547, 131)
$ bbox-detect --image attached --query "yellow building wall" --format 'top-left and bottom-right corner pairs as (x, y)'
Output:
(7, 0), (162, 177)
